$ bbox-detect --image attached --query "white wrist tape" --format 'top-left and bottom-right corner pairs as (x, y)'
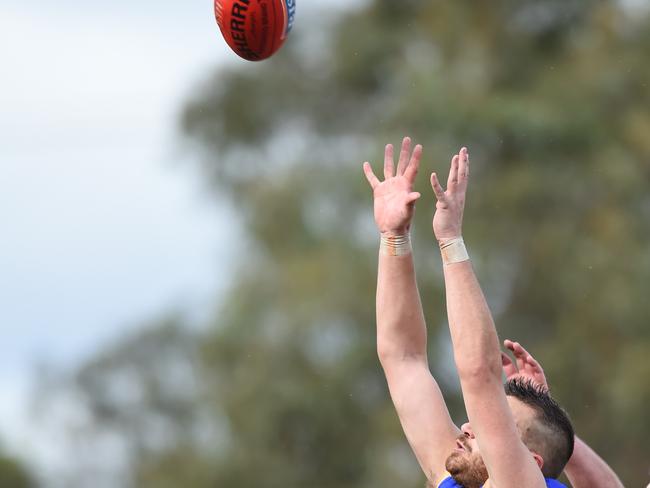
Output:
(439, 237), (469, 265)
(380, 233), (412, 256)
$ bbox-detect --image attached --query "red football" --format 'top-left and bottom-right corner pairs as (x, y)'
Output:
(214, 0), (296, 61)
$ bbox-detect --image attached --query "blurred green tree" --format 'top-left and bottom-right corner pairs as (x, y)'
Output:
(0, 453), (34, 488)
(49, 0), (650, 486)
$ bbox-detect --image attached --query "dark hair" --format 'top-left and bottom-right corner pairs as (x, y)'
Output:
(505, 377), (575, 478)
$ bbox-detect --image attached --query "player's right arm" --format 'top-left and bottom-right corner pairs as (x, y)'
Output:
(502, 340), (624, 488)
(363, 138), (461, 485)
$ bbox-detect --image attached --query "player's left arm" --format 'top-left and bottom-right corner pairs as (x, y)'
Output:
(430, 148), (546, 488)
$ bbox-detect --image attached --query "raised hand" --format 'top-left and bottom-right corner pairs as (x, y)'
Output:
(501, 339), (549, 391)
(363, 137), (422, 236)
(430, 147), (469, 242)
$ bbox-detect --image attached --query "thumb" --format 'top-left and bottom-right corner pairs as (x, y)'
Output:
(405, 192), (421, 205)
(430, 173), (446, 201)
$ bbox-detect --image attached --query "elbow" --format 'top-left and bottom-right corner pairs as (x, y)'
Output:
(376, 337), (392, 364)
(376, 342), (404, 366)
(376, 336), (406, 364)
(456, 361), (502, 386)
(376, 339), (425, 366)
(376, 346), (393, 365)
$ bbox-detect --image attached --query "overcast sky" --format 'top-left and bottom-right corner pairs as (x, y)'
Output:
(0, 0), (231, 467)
(0, 0), (364, 478)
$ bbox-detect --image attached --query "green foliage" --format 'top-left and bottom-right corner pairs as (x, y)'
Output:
(0, 455), (34, 488)
(53, 0), (650, 486)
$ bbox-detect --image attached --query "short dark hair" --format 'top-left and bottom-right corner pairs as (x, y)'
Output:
(505, 377), (575, 478)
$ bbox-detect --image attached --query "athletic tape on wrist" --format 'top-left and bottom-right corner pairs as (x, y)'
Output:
(380, 233), (412, 256)
(439, 237), (469, 265)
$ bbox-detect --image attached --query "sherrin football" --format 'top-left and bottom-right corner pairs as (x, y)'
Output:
(214, 0), (296, 61)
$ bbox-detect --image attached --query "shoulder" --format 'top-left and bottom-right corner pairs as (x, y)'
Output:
(435, 474), (462, 488)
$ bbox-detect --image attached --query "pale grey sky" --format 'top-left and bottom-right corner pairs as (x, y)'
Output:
(0, 0), (364, 480)
(0, 0), (232, 468)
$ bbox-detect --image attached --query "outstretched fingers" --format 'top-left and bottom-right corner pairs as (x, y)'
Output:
(430, 173), (447, 205)
(363, 162), (380, 190)
(513, 342), (528, 371)
(512, 341), (531, 362)
(522, 351), (544, 378)
(396, 137), (412, 176)
(384, 144), (395, 179)
(525, 354), (542, 371)
(403, 144), (422, 183)
(504, 339), (548, 388)
(447, 154), (460, 188)
(366, 139), (422, 192)
(501, 352), (518, 378)
(504, 340), (525, 371)
(458, 147), (469, 188)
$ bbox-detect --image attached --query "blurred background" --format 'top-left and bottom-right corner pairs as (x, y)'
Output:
(1, 0), (649, 486)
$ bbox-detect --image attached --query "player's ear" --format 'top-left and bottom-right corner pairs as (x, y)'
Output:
(531, 451), (544, 471)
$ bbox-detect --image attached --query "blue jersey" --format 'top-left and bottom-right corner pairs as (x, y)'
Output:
(438, 475), (566, 488)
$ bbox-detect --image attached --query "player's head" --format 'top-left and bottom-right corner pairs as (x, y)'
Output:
(445, 377), (574, 488)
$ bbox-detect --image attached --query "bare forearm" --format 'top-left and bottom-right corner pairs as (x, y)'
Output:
(442, 260), (501, 380)
(442, 258), (544, 486)
(565, 436), (623, 488)
(376, 252), (428, 360)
